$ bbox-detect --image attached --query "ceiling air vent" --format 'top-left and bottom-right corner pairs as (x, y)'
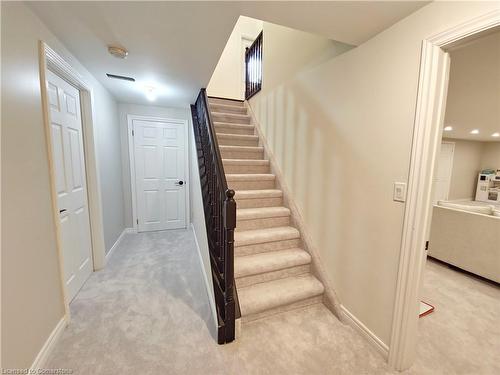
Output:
(106, 73), (135, 82)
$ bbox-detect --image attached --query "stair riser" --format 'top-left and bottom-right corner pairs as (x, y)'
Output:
(229, 179), (275, 190)
(236, 216), (290, 231)
(221, 150), (264, 159)
(241, 296), (323, 324)
(209, 98), (244, 107)
(212, 113), (251, 124)
(235, 197), (283, 209)
(224, 164), (270, 174)
(235, 239), (301, 256)
(217, 137), (259, 147)
(210, 105), (247, 115)
(236, 264), (310, 288)
(215, 126), (254, 135)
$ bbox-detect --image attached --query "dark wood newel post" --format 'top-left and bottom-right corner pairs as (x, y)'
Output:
(223, 188), (236, 340)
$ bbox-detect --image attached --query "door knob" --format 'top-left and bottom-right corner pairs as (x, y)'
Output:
(176, 180), (184, 186)
(59, 209), (67, 213)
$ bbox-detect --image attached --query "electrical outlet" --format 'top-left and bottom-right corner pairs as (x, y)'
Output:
(393, 182), (407, 202)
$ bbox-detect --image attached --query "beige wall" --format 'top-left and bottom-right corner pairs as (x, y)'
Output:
(441, 138), (500, 200)
(444, 31), (500, 140)
(1, 2), (124, 367)
(481, 142), (500, 170)
(444, 139), (483, 200)
(95, 92), (125, 253)
(207, 16), (263, 100)
(249, 1), (500, 347)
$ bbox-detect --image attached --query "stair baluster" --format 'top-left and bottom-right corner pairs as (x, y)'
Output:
(191, 89), (239, 344)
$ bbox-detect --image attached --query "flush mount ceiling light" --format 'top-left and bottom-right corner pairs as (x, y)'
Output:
(443, 126), (453, 131)
(492, 132), (500, 138)
(470, 129), (479, 135)
(137, 81), (169, 101)
(144, 86), (157, 101)
(108, 45), (128, 59)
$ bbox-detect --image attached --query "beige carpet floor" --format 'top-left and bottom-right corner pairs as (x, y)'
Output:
(45, 229), (499, 374)
(409, 258), (500, 375)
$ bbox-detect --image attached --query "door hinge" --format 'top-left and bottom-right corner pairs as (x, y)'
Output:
(425, 241), (429, 251)
(132, 130), (135, 136)
(136, 218), (139, 225)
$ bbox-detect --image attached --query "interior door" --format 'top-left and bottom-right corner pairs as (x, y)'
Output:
(46, 69), (93, 302)
(433, 141), (455, 204)
(133, 119), (187, 232)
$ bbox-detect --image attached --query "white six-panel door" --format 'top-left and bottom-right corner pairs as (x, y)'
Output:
(46, 70), (93, 302)
(133, 119), (187, 232)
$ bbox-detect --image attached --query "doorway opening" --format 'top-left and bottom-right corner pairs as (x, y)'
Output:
(389, 11), (500, 371)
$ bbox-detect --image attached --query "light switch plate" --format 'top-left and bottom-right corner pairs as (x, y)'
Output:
(393, 182), (407, 202)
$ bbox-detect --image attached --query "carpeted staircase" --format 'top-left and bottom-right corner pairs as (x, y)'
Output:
(208, 96), (325, 323)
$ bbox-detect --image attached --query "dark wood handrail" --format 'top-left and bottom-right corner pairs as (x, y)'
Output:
(245, 31), (263, 100)
(200, 89), (228, 192)
(191, 89), (239, 344)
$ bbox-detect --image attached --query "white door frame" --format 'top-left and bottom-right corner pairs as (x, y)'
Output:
(389, 9), (500, 371)
(127, 115), (190, 232)
(39, 41), (107, 317)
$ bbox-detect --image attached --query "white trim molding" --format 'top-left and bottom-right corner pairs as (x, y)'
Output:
(105, 228), (135, 262)
(341, 305), (389, 359)
(389, 9), (500, 371)
(30, 317), (67, 370)
(127, 115), (190, 232)
(38, 41), (107, 318)
(190, 223), (219, 337)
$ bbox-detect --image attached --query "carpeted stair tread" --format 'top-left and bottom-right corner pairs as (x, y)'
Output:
(217, 133), (259, 141)
(219, 145), (263, 152)
(208, 97), (245, 107)
(235, 248), (311, 278)
(238, 275), (324, 317)
(235, 226), (300, 247)
(223, 159), (270, 166)
(214, 122), (254, 129)
(211, 112), (251, 120)
(234, 189), (283, 199)
(209, 103), (247, 114)
(227, 173), (274, 181)
(237, 206), (290, 221)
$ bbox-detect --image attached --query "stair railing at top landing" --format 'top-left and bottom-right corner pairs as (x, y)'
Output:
(190, 88), (239, 344)
(245, 31), (263, 100)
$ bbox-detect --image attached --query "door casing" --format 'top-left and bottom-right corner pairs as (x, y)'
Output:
(39, 42), (107, 318)
(389, 9), (500, 371)
(127, 115), (190, 232)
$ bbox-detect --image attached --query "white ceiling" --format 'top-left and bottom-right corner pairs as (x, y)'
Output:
(443, 30), (500, 142)
(28, 1), (428, 107)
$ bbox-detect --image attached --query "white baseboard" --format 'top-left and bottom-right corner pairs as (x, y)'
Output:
(191, 223), (213, 300)
(30, 316), (67, 369)
(340, 305), (389, 359)
(190, 223), (218, 329)
(106, 227), (135, 261)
